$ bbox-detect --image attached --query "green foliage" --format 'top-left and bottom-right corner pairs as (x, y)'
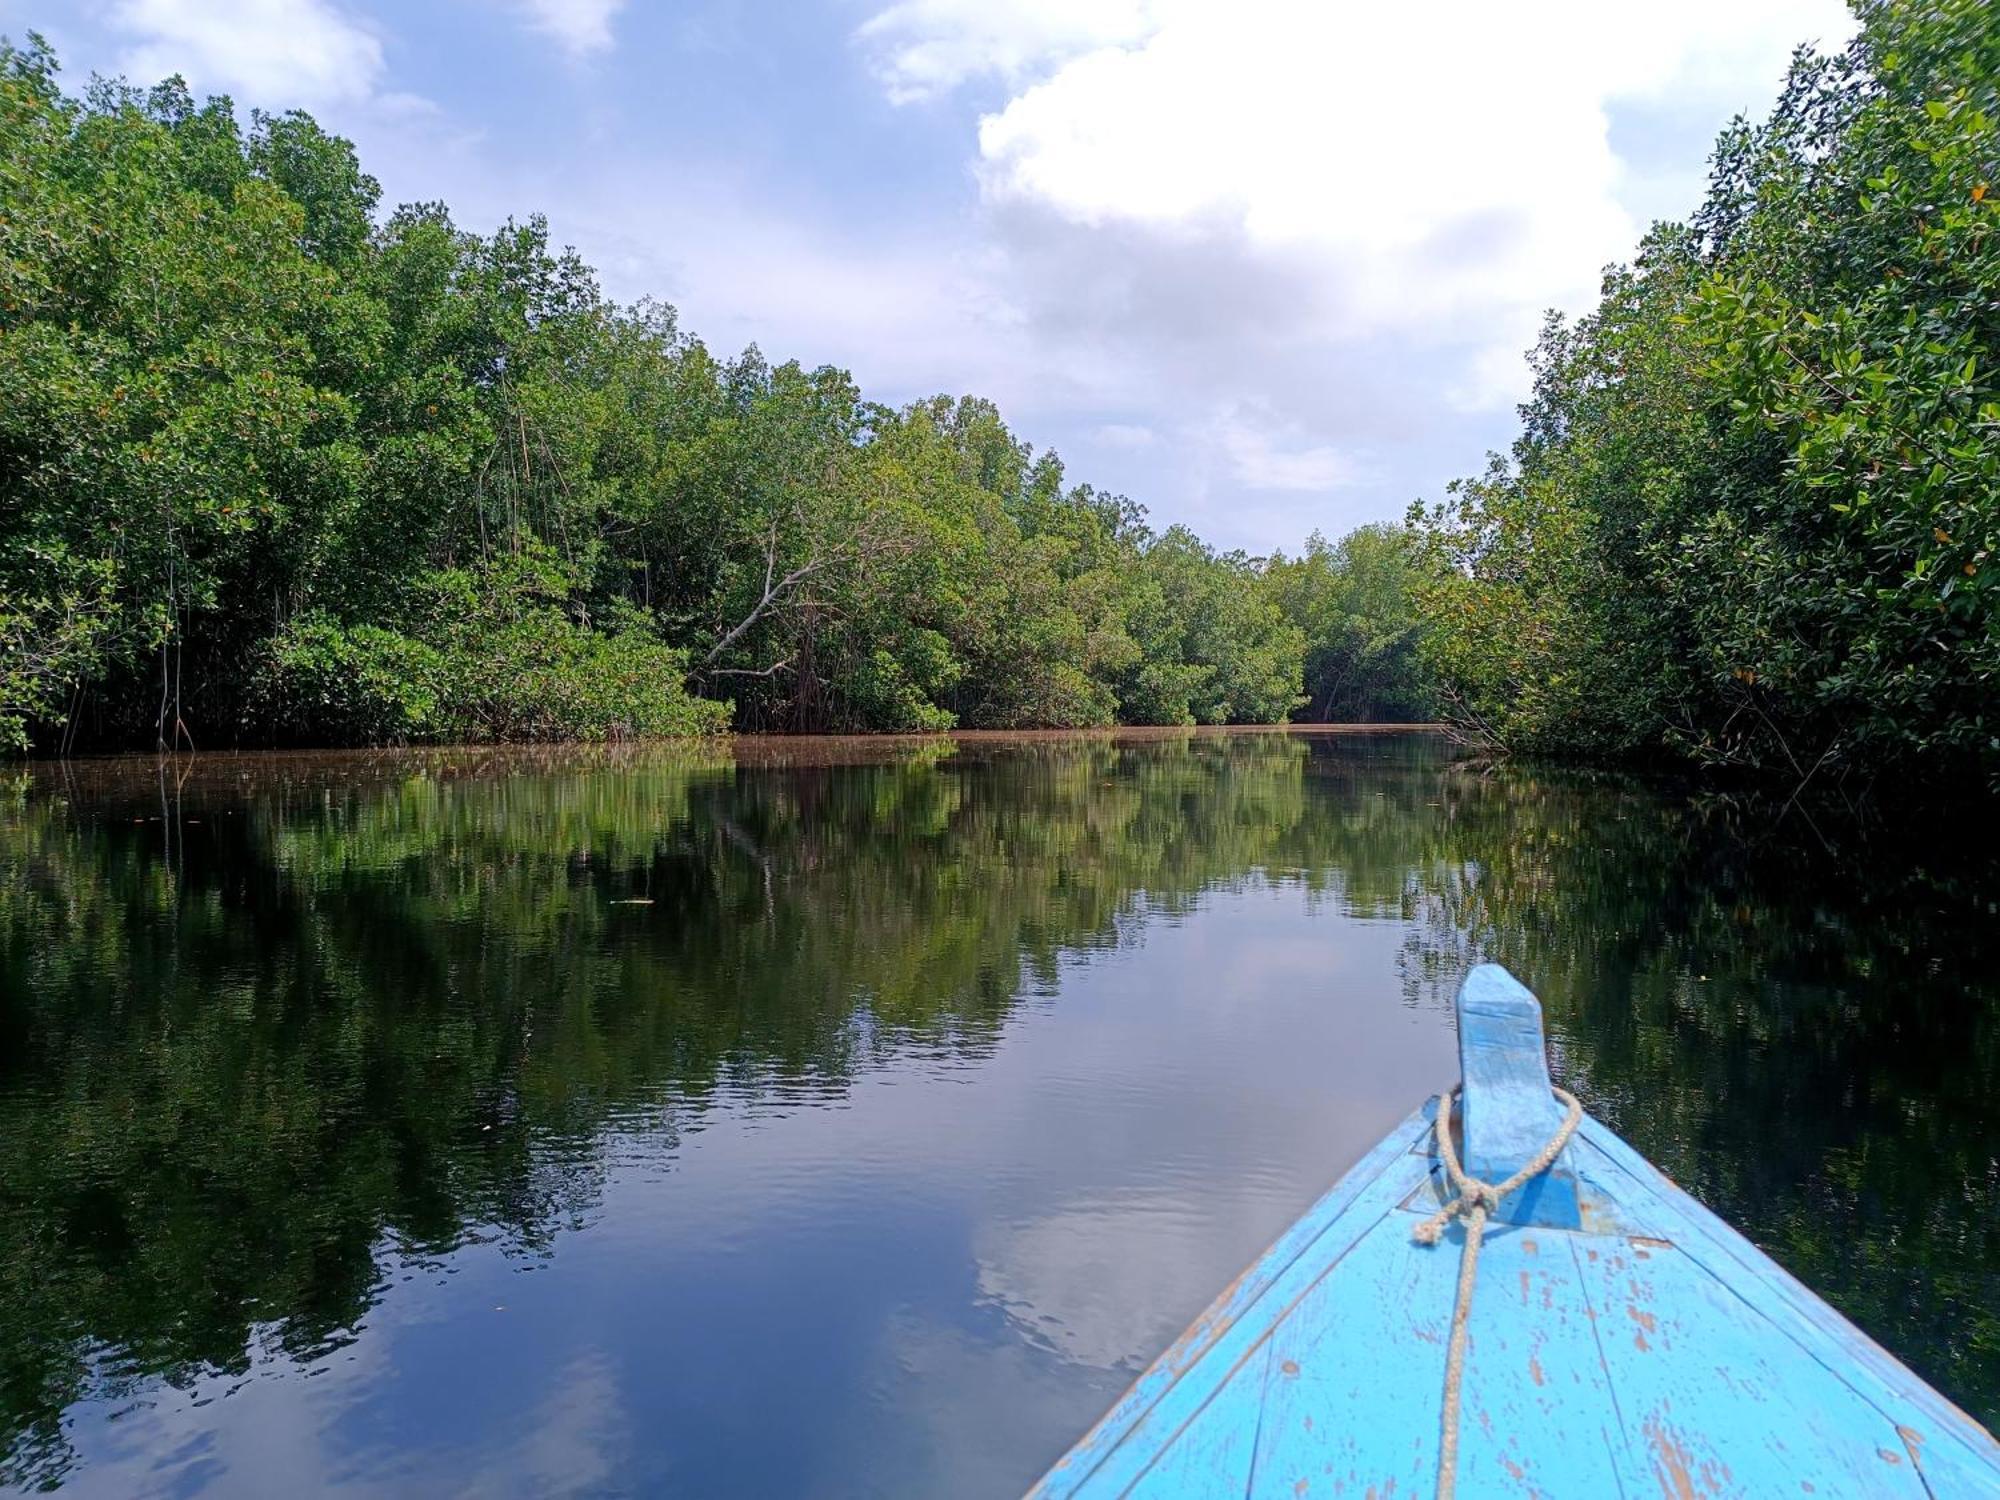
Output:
(0, 549), (117, 751)
(252, 613), (445, 742)
(1261, 526), (1437, 721)
(1411, 0), (2000, 789)
(250, 552), (730, 743)
(1114, 528), (1307, 725)
(0, 40), (1335, 749)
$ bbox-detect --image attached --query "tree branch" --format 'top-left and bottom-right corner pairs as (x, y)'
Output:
(703, 657), (794, 679)
(701, 522), (842, 666)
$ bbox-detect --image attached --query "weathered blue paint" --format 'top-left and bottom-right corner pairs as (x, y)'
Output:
(1455, 965), (1579, 1230)
(1026, 963), (2000, 1498)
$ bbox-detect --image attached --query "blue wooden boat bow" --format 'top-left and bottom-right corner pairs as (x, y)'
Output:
(1027, 965), (2000, 1498)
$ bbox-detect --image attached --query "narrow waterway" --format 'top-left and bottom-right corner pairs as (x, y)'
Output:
(1, 731), (1993, 1495)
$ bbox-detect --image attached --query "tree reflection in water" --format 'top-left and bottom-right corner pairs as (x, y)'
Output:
(1, 733), (1994, 1489)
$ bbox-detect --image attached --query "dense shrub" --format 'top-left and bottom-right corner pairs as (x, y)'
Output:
(250, 555), (728, 743)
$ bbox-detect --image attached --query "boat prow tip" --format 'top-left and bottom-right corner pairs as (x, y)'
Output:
(1453, 964), (1580, 1230)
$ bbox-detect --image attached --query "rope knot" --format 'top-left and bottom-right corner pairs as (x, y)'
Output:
(1411, 1082), (1582, 1500)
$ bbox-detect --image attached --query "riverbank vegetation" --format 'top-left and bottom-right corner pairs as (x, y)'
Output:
(7, 0), (1994, 794)
(1, 36), (1444, 753)
(1411, 0), (1999, 792)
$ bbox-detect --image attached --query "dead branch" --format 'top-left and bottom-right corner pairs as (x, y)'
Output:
(701, 522), (839, 666)
(703, 658), (795, 679)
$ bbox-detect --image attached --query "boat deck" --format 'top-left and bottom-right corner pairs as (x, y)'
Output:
(1029, 968), (1999, 1498)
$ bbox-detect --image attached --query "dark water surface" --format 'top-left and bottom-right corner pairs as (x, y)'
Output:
(1, 731), (1994, 1496)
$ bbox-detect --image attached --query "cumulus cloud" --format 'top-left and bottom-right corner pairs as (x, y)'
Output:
(858, 0), (1158, 104)
(110, 0), (385, 107)
(970, 0), (1849, 369)
(845, 0), (1853, 543)
(510, 0), (626, 59)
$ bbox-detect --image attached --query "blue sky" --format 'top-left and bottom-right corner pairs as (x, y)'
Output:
(17, 0), (1855, 553)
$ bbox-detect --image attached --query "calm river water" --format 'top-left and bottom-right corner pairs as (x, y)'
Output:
(1, 730), (1994, 1495)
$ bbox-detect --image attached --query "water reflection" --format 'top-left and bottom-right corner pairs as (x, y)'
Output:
(0, 733), (1993, 1494)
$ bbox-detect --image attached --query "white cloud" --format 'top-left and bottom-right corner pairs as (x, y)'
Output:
(110, 0), (385, 107)
(970, 0), (1850, 368)
(838, 0), (1854, 545)
(509, 0), (626, 58)
(975, 1188), (1250, 1370)
(858, 0), (1159, 104)
(1215, 409), (1365, 493)
(556, 179), (1025, 401)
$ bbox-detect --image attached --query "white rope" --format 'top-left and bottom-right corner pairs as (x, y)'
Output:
(1412, 1083), (1583, 1500)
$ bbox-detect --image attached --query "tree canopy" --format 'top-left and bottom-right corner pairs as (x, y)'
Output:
(0, 39), (1438, 751)
(35, 0), (1995, 786)
(1410, 0), (2000, 792)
